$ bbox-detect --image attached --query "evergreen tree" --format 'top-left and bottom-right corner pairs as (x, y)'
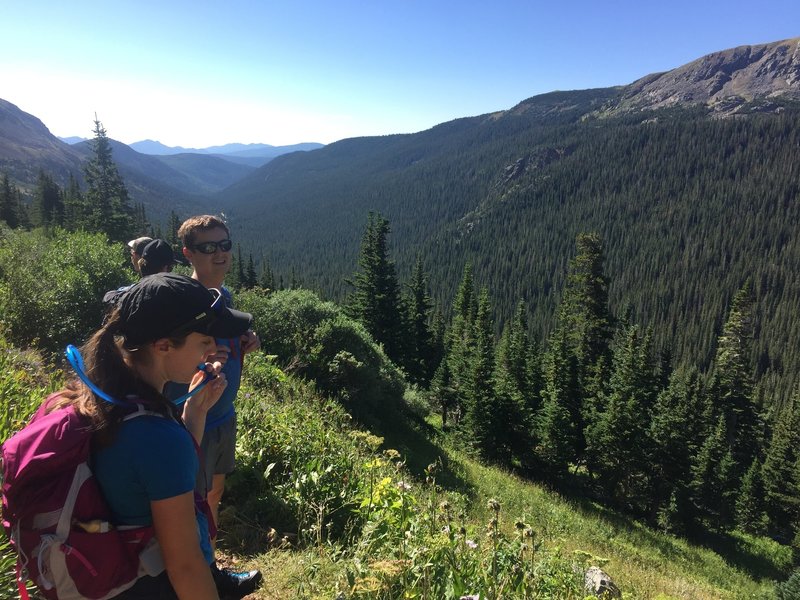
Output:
(537, 328), (580, 475)
(711, 282), (761, 474)
(347, 212), (404, 366)
(33, 170), (64, 228)
(494, 301), (538, 462)
(446, 263), (478, 423)
(62, 173), (87, 231)
(430, 357), (457, 430)
(736, 458), (767, 534)
(259, 255), (276, 291)
(649, 367), (707, 526)
(405, 254), (435, 384)
(689, 414), (730, 528)
(167, 210), (181, 247)
(761, 390), (800, 540)
(0, 173), (19, 228)
(584, 324), (656, 507)
(246, 253), (258, 289)
(83, 118), (135, 241)
(549, 233), (613, 464)
(465, 289), (504, 461)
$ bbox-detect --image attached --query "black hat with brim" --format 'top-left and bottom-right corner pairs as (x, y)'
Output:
(118, 273), (252, 347)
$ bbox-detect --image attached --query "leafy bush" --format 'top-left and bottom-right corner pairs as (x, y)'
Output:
(236, 288), (405, 414)
(0, 228), (133, 353)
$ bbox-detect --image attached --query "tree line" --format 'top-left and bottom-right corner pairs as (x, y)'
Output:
(345, 212), (800, 548)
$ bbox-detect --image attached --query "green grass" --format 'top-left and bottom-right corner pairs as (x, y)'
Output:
(0, 343), (790, 599)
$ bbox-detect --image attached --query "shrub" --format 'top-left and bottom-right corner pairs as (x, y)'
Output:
(0, 228), (132, 353)
(236, 288), (405, 414)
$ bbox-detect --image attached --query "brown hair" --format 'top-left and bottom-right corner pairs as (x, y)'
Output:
(177, 215), (230, 249)
(53, 308), (182, 442)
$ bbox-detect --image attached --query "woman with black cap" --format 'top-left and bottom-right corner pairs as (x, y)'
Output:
(52, 273), (253, 599)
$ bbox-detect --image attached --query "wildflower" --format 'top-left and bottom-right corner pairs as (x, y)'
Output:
(515, 520), (525, 530)
(439, 501), (450, 511)
(524, 527), (535, 539)
(466, 539), (478, 549)
(384, 448), (401, 460)
(487, 498), (501, 512)
(397, 481), (412, 492)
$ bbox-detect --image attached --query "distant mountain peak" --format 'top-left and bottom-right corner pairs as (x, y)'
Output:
(613, 37), (800, 115)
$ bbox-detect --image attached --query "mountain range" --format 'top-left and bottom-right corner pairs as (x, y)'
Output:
(2, 37), (800, 400)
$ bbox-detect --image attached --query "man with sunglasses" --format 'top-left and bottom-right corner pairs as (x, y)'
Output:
(166, 214), (262, 598)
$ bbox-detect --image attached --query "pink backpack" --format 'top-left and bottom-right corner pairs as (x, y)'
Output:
(1, 395), (164, 600)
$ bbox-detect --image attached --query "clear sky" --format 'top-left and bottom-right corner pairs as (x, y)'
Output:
(1, 1), (797, 148)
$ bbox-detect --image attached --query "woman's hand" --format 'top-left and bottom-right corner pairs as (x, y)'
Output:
(182, 362), (226, 443)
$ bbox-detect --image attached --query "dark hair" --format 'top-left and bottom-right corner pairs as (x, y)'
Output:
(54, 308), (184, 441)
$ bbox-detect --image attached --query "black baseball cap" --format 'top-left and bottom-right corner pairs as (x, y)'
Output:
(140, 239), (178, 276)
(118, 273), (252, 347)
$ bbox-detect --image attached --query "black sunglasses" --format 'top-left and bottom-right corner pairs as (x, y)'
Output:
(191, 239), (233, 254)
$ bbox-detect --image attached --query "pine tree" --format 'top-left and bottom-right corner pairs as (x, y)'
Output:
(537, 328), (580, 475)
(584, 324), (656, 506)
(494, 301), (538, 462)
(347, 212), (405, 366)
(33, 170), (64, 228)
(245, 253), (257, 289)
(259, 255), (276, 291)
(736, 458), (767, 534)
(446, 263), (478, 424)
(405, 254), (435, 384)
(649, 367), (707, 524)
(0, 173), (19, 228)
(430, 357), (457, 430)
(689, 414), (730, 528)
(548, 233), (613, 464)
(465, 289), (504, 461)
(761, 390), (800, 540)
(83, 118), (135, 241)
(712, 282), (762, 476)
(167, 210), (181, 247)
(62, 173), (87, 231)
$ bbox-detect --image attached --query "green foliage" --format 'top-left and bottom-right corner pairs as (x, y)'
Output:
(347, 212), (405, 367)
(83, 118), (135, 241)
(776, 569), (800, 600)
(236, 288), (405, 413)
(0, 228), (133, 353)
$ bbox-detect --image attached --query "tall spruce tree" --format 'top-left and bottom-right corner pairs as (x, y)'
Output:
(761, 389), (800, 540)
(548, 233), (613, 465)
(585, 324), (657, 507)
(446, 263), (478, 423)
(62, 173), (87, 231)
(465, 289), (504, 461)
(33, 170), (64, 228)
(0, 173), (19, 228)
(405, 254), (435, 384)
(83, 118), (135, 241)
(347, 212), (404, 365)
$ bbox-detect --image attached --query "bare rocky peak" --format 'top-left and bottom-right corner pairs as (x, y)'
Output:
(614, 38), (800, 115)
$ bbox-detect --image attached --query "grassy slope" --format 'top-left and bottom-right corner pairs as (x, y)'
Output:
(220, 370), (787, 600)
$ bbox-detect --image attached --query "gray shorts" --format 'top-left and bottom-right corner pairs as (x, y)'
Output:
(196, 415), (237, 495)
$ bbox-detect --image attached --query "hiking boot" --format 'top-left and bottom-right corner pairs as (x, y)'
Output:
(211, 562), (263, 599)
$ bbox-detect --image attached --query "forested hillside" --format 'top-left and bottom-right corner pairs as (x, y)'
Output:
(221, 102), (800, 406)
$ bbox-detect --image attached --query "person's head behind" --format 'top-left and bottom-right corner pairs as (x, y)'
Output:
(139, 239), (177, 277)
(178, 215), (233, 284)
(127, 236), (152, 274)
(72, 273), (252, 420)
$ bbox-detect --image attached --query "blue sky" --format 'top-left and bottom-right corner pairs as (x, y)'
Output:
(1, 1), (797, 147)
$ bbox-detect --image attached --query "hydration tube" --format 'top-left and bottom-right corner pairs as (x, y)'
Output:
(65, 344), (214, 406)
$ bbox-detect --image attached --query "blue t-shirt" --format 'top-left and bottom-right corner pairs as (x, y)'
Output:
(93, 413), (214, 563)
(93, 415), (197, 526)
